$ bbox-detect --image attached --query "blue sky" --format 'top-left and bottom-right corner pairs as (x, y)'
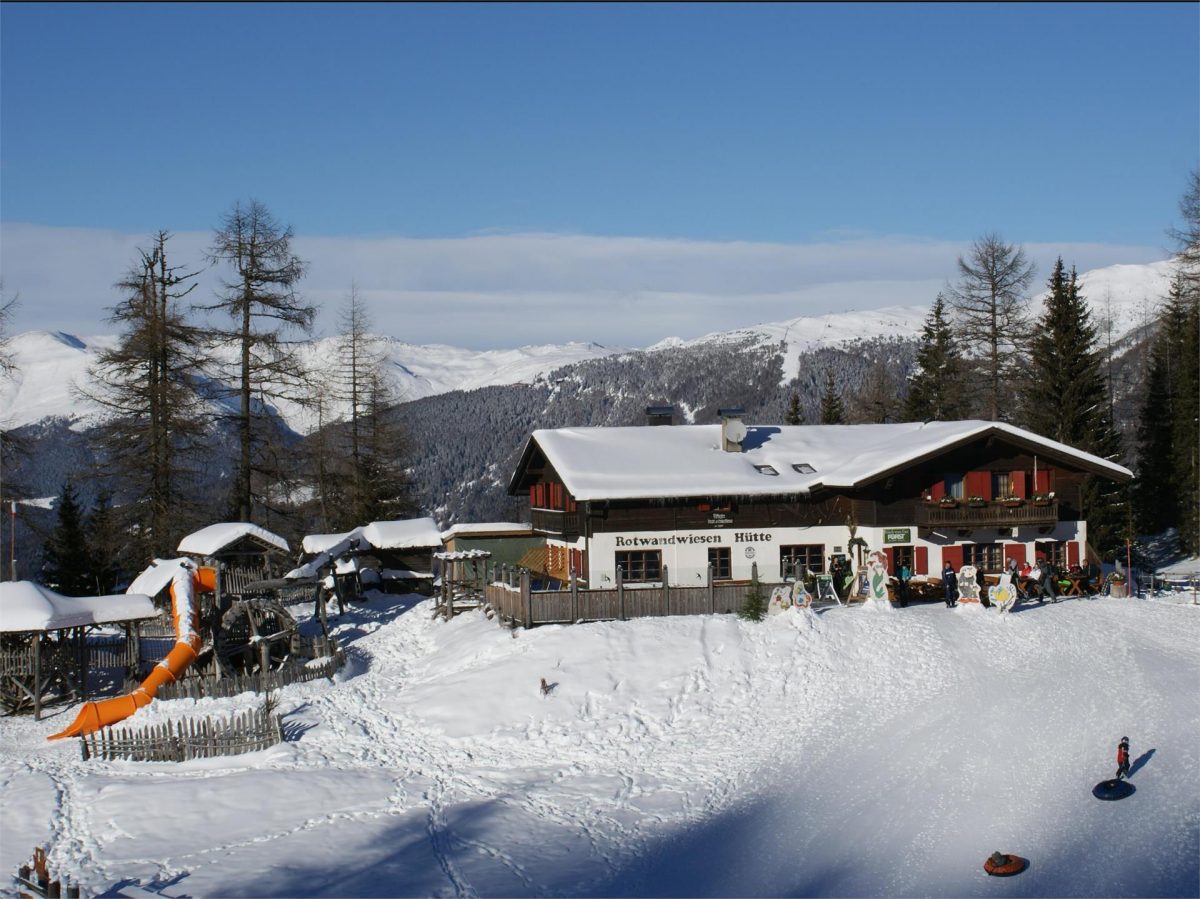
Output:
(1, 3), (1196, 345)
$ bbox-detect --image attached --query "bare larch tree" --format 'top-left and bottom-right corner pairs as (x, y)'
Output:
(205, 200), (313, 523)
(948, 233), (1035, 421)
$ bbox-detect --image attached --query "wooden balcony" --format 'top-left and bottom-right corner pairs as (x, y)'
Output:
(914, 500), (1060, 529)
(530, 508), (584, 541)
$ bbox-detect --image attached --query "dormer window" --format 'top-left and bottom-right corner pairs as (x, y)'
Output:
(754, 464), (779, 476)
(792, 463), (816, 474)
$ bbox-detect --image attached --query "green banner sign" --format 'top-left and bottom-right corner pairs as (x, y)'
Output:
(883, 527), (912, 545)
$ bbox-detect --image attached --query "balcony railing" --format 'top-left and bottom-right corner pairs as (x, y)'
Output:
(530, 508), (584, 539)
(915, 500), (1060, 528)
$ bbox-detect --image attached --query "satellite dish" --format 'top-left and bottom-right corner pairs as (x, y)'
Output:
(725, 419), (747, 444)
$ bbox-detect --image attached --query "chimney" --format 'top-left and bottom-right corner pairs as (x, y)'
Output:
(718, 407), (747, 452)
(645, 405), (676, 426)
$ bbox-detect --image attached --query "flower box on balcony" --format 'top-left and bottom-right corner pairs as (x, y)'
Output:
(1030, 493), (1054, 507)
(938, 498), (959, 508)
(996, 496), (1023, 508)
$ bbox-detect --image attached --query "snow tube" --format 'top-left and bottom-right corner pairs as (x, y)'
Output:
(983, 853), (1028, 876)
(1093, 778), (1136, 800)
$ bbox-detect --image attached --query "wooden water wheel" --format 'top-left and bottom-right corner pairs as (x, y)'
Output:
(213, 600), (300, 677)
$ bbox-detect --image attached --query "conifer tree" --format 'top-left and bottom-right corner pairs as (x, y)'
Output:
(818, 369), (845, 424)
(206, 200), (314, 523)
(82, 232), (208, 563)
(1020, 258), (1128, 555)
(1133, 278), (1187, 536)
(41, 482), (93, 595)
(85, 490), (123, 594)
(903, 293), (969, 421)
(784, 392), (803, 425)
(948, 234), (1035, 421)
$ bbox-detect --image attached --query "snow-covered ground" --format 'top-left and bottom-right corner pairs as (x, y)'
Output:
(2, 592), (1196, 897)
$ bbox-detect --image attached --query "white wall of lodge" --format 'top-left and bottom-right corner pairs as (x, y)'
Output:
(548, 521), (1087, 586)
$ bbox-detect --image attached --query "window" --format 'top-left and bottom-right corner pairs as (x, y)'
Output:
(792, 463), (817, 474)
(944, 473), (964, 498)
(992, 471), (1013, 498)
(891, 545), (914, 573)
(616, 550), (662, 583)
(754, 464), (779, 476)
(780, 544), (825, 579)
(708, 547), (732, 580)
(963, 542), (1002, 571)
(1035, 541), (1067, 568)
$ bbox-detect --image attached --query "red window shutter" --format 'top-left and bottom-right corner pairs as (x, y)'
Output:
(1034, 469), (1051, 494)
(549, 483), (559, 508)
(966, 471), (990, 500)
(1067, 542), (1080, 567)
(942, 545), (964, 570)
(566, 495), (576, 513)
(529, 486), (536, 504)
(914, 546), (929, 575)
(884, 547), (895, 573)
(930, 481), (945, 501)
(1011, 471), (1027, 499)
(1007, 543), (1027, 566)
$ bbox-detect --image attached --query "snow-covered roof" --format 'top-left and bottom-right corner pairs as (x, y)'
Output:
(127, 558), (192, 597)
(360, 518), (443, 550)
(0, 581), (158, 633)
(177, 523), (289, 556)
(513, 421), (1133, 502)
(441, 522), (533, 540)
(303, 530), (360, 554)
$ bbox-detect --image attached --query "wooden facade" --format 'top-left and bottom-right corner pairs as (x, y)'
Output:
(510, 425), (1128, 588)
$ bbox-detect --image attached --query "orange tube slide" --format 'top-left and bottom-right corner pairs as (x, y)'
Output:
(48, 564), (216, 741)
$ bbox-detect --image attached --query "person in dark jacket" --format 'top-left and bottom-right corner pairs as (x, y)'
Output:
(1116, 736), (1131, 780)
(1036, 557), (1057, 603)
(942, 561), (958, 607)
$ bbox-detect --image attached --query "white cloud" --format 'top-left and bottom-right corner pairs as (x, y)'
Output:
(0, 223), (1168, 350)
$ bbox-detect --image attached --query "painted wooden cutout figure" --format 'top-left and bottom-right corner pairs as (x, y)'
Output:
(865, 550), (890, 603)
(957, 564), (982, 604)
(768, 585), (792, 615)
(792, 579), (814, 609)
(988, 573), (1018, 613)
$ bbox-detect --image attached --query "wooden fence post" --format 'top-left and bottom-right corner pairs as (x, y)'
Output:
(663, 564), (670, 616)
(521, 569), (532, 628)
(708, 564), (715, 613)
(32, 632), (41, 721)
(570, 570), (579, 622)
(617, 566), (625, 620)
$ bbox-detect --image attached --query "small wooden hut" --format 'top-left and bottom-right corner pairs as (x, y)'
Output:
(0, 581), (157, 718)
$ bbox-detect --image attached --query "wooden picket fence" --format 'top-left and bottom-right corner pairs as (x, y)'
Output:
(80, 696), (283, 762)
(156, 646), (343, 702)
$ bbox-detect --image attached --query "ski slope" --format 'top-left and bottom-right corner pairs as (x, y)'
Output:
(0, 594), (1196, 897)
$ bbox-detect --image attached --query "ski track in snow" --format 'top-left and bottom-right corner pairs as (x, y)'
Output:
(1, 594), (1197, 898)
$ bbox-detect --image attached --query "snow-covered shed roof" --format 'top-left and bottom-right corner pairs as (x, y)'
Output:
(127, 558), (192, 597)
(300, 519), (443, 558)
(509, 421), (1133, 502)
(302, 530), (359, 554)
(177, 523), (289, 556)
(441, 522), (533, 540)
(0, 581), (158, 633)
(360, 518), (443, 550)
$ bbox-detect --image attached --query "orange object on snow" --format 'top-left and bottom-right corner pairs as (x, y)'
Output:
(983, 852), (1028, 876)
(48, 564), (216, 741)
